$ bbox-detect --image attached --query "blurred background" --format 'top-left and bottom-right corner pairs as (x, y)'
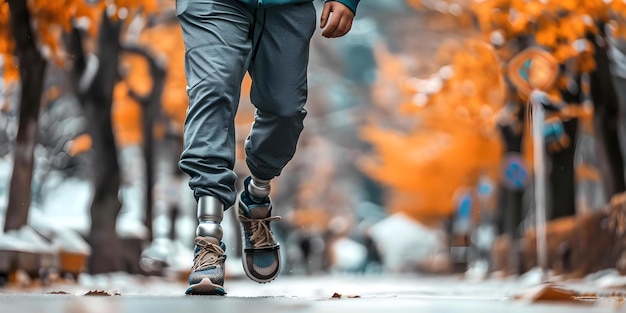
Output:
(1, 0), (626, 288)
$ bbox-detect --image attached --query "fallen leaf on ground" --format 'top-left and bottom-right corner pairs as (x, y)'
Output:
(84, 290), (121, 296)
(47, 291), (70, 295)
(331, 292), (360, 299)
(576, 292), (598, 301)
(514, 283), (582, 303)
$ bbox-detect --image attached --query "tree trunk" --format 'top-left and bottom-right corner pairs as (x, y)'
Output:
(143, 107), (155, 242)
(140, 54), (164, 244)
(548, 119), (578, 219)
(590, 27), (626, 199)
(85, 13), (124, 274)
(495, 100), (526, 237)
(494, 105), (526, 275)
(124, 45), (167, 243)
(4, 0), (47, 232)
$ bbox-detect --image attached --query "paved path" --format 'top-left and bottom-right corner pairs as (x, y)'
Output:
(0, 274), (624, 313)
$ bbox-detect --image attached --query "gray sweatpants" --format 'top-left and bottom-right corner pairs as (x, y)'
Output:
(176, 0), (316, 207)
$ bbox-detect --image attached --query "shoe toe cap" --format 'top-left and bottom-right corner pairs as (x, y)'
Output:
(245, 251), (280, 282)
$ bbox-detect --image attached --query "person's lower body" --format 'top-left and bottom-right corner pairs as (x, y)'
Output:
(176, 0), (316, 295)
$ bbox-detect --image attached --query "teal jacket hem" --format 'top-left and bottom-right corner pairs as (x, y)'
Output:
(238, 0), (360, 14)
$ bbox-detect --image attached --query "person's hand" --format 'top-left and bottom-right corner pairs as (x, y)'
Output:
(320, 1), (355, 38)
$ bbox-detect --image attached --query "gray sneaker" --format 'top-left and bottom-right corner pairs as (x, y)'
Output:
(185, 236), (227, 295)
(237, 180), (281, 283)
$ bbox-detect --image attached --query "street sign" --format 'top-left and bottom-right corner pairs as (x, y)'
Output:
(508, 48), (559, 97)
(501, 153), (530, 190)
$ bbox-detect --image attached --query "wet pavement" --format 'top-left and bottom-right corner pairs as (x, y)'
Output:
(0, 274), (624, 313)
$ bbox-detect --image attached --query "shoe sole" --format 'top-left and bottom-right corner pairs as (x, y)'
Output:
(185, 278), (226, 296)
(240, 249), (280, 284)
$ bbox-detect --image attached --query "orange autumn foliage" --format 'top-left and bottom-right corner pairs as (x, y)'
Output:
(361, 40), (504, 224)
(136, 21), (187, 131)
(471, 0), (626, 72)
(113, 81), (143, 146)
(27, 0), (103, 63)
(0, 0), (158, 81)
(113, 51), (151, 147)
(0, 2), (17, 81)
(409, 0), (626, 75)
(121, 53), (152, 97)
(112, 18), (186, 148)
(65, 133), (93, 157)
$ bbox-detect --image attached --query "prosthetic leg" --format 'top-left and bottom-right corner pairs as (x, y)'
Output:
(196, 196), (224, 241)
(238, 175), (281, 283)
(186, 196), (227, 295)
(247, 176), (271, 201)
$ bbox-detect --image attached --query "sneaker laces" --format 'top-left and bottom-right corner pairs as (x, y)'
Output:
(192, 238), (226, 272)
(238, 215), (281, 248)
